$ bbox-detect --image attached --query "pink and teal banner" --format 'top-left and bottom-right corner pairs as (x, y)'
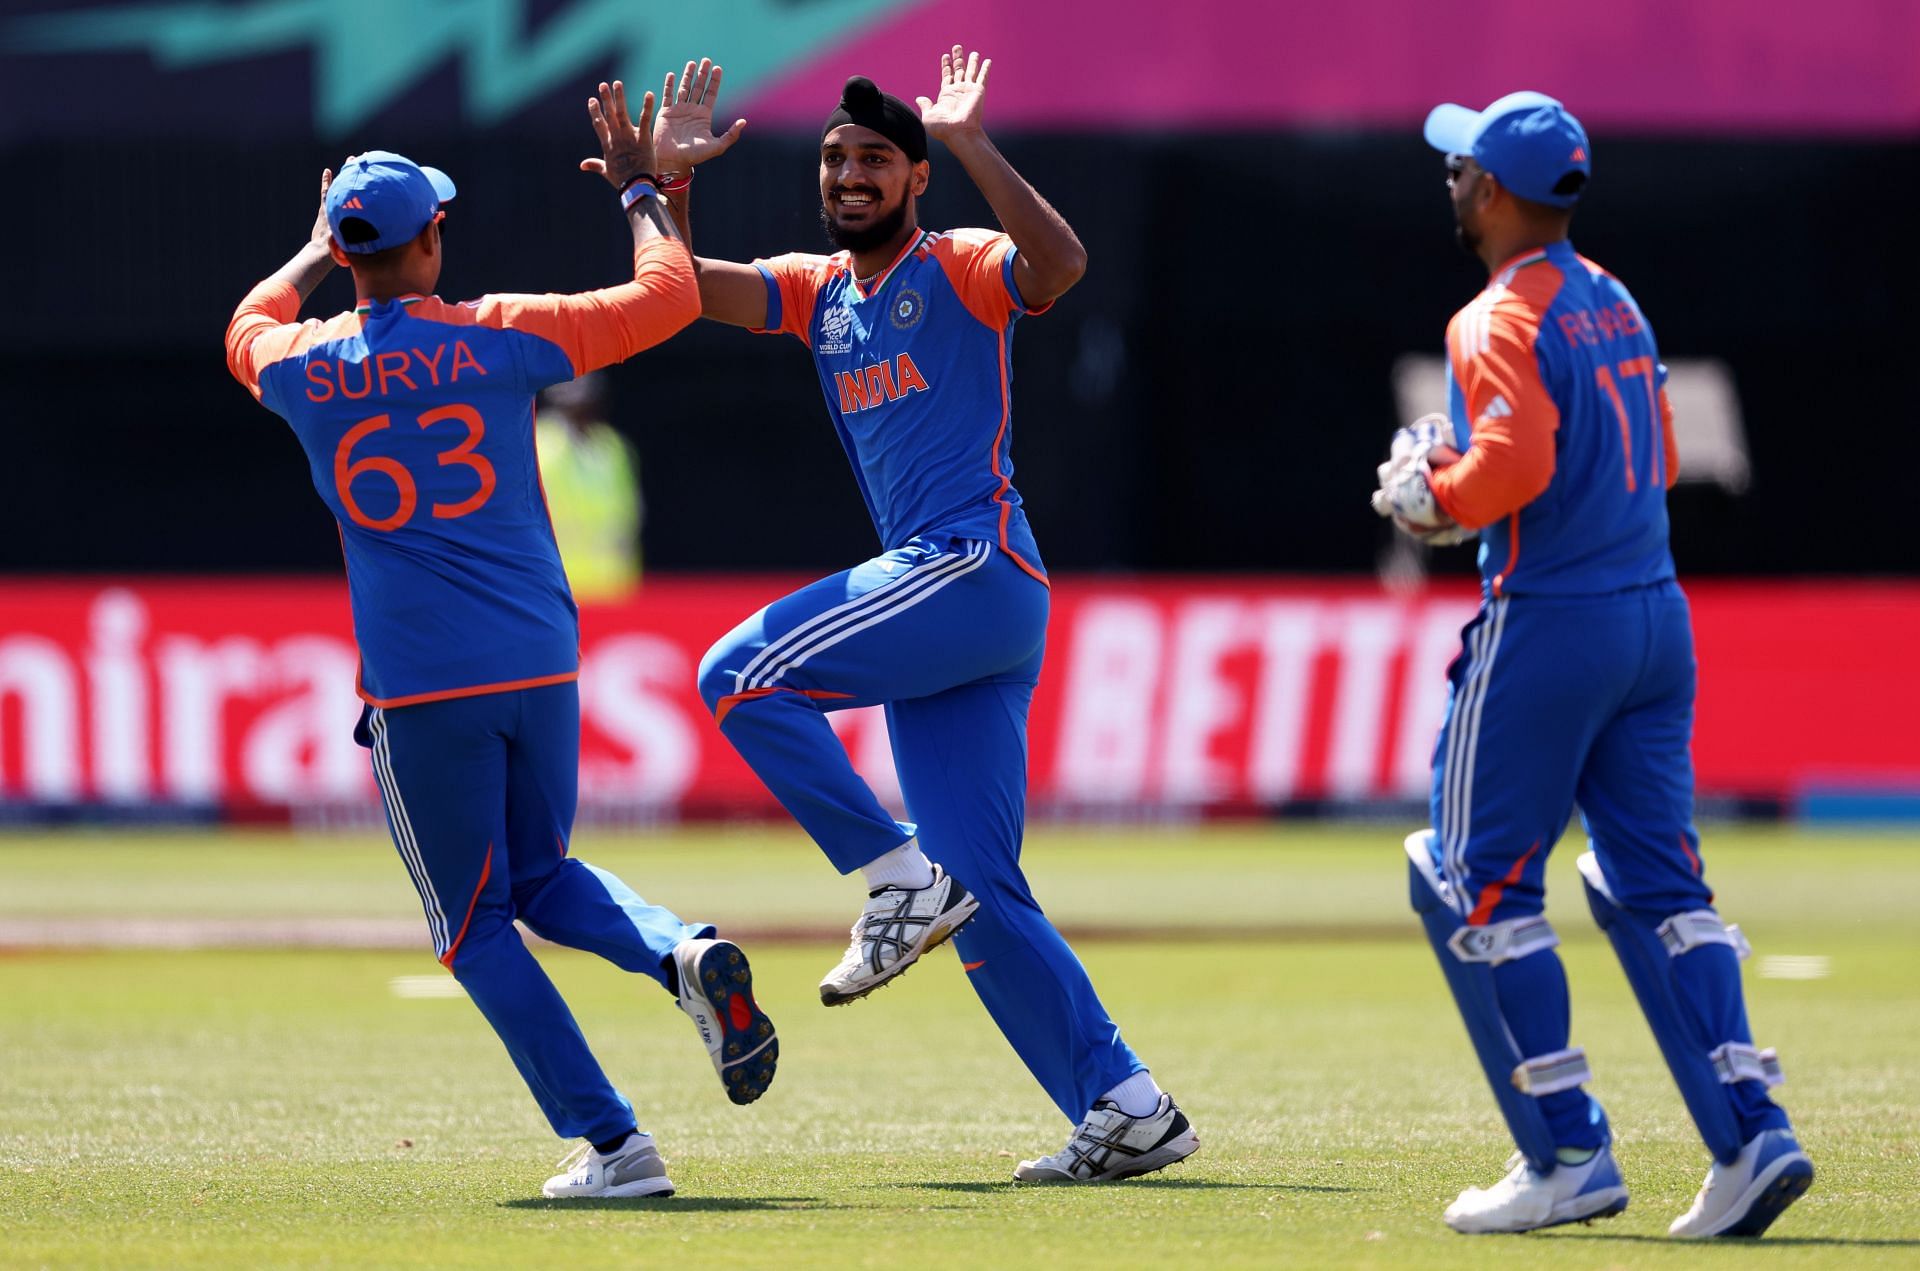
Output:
(5, 0), (1917, 139)
(746, 0), (1920, 134)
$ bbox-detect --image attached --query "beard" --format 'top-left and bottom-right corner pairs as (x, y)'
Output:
(821, 192), (911, 255)
(1453, 213), (1481, 256)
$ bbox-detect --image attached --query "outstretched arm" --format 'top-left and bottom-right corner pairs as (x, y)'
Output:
(918, 45), (1086, 309)
(579, 78), (683, 253)
(463, 79), (702, 378)
(225, 168), (338, 397)
(650, 57), (768, 328)
(264, 168), (339, 302)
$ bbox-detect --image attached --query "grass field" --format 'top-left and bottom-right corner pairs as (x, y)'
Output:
(3, 824), (1918, 1269)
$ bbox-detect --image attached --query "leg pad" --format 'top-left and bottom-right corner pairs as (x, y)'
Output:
(1408, 832), (1577, 1173)
(1579, 850), (1784, 1162)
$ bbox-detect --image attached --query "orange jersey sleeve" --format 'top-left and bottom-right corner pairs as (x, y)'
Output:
(1660, 385), (1680, 488)
(461, 236), (699, 376)
(751, 252), (833, 344)
(225, 279), (314, 400)
(1430, 297), (1561, 531)
(928, 229), (1051, 330)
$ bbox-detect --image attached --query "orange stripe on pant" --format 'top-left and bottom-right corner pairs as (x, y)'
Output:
(438, 845), (494, 969)
(1468, 840), (1540, 927)
(712, 685), (853, 727)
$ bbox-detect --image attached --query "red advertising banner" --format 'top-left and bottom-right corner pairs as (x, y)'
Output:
(1, 579), (1914, 814)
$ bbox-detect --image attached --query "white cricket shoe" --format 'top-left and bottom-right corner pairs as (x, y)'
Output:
(1668, 1128), (1814, 1238)
(1444, 1148), (1629, 1233)
(818, 863), (979, 1006)
(672, 937), (778, 1105)
(1013, 1095), (1201, 1183)
(541, 1131), (675, 1199)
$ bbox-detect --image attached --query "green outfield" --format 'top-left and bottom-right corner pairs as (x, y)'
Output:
(3, 825), (1917, 1269)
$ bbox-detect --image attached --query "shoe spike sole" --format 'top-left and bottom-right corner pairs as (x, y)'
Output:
(698, 942), (778, 1106)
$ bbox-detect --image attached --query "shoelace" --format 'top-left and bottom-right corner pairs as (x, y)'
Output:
(553, 1142), (595, 1175)
(1048, 1110), (1132, 1173)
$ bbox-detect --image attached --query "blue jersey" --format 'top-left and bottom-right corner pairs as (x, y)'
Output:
(754, 228), (1051, 584)
(225, 240), (698, 706)
(1432, 240), (1678, 597)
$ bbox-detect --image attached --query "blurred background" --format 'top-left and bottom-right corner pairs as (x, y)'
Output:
(2, 0), (1916, 825)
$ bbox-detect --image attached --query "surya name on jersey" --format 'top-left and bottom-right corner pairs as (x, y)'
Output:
(833, 352), (931, 414)
(301, 336), (491, 402)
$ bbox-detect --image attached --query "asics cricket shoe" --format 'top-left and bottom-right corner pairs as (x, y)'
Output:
(1444, 1147), (1628, 1234)
(1013, 1094), (1201, 1183)
(673, 938), (778, 1105)
(541, 1131), (674, 1199)
(818, 863), (979, 1006)
(1668, 1128), (1814, 1238)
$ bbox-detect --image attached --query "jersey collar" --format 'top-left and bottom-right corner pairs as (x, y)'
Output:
(353, 293), (430, 315)
(851, 230), (932, 300)
(1485, 247), (1556, 293)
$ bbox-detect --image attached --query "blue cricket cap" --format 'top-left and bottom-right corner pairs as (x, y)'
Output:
(1424, 91), (1590, 208)
(325, 150), (457, 254)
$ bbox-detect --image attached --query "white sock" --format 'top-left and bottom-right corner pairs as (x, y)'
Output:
(859, 840), (936, 892)
(1101, 1070), (1164, 1118)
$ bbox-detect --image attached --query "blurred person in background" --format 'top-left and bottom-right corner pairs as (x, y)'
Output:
(1374, 92), (1811, 1238)
(223, 83), (776, 1201)
(648, 50), (1200, 1184)
(536, 371), (644, 600)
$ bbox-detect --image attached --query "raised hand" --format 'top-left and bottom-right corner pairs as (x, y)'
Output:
(579, 79), (659, 189)
(655, 57), (747, 170)
(309, 167), (335, 248)
(915, 44), (990, 141)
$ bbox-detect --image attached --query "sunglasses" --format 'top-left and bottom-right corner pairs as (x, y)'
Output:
(1445, 153), (1469, 185)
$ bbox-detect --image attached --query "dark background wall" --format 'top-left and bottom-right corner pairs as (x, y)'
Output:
(4, 132), (1914, 576)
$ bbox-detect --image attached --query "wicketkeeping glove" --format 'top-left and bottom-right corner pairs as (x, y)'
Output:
(1372, 414), (1474, 546)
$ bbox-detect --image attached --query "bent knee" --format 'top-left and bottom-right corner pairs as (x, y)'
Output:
(696, 640), (747, 714)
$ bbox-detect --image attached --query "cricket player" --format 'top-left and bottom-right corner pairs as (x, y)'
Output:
(223, 83), (777, 1200)
(642, 51), (1199, 1182)
(1373, 92), (1813, 1236)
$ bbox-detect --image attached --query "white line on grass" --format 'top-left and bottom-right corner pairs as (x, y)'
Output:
(1758, 955), (1831, 980)
(389, 976), (468, 999)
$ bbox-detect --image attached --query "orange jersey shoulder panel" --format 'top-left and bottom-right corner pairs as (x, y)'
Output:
(225, 281), (365, 400)
(753, 252), (838, 344)
(927, 228), (1051, 330)
(1430, 262), (1565, 531)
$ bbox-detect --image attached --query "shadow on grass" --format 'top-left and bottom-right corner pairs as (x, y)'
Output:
(499, 1196), (830, 1213)
(899, 1180), (1368, 1194)
(1549, 1232), (1920, 1248)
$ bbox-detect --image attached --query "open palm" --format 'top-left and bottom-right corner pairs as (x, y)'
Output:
(655, 58), (747, 169)
(916, 45), (990, 140)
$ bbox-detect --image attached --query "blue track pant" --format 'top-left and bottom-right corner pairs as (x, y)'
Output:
(356, 682), (710, 1144)
(1430, 582), (1788, 1151)
(698, 534), (1144, 1121)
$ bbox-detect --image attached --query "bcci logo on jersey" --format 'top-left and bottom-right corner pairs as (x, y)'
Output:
(890, 288), (925, 330)
(820, 303), (856, 354)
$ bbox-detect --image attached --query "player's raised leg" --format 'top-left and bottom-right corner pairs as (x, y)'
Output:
(359, 699), (643, 1155)
(697, 537), (1033, 1002)
(498, 681), (777, 1106)
(1411, 598), (1628, 1233)
(1575, 586), (1810, 1238)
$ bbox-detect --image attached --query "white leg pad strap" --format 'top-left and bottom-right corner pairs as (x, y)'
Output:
(1657, 909), (1753, 961)
(1710, 1042), (1785, 1087)
(1511, 1047), (1593, 1096)
(1446, 914), (1559, 966)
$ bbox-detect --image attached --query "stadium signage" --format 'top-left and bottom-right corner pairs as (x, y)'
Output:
(0, 579), (1912, 814)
